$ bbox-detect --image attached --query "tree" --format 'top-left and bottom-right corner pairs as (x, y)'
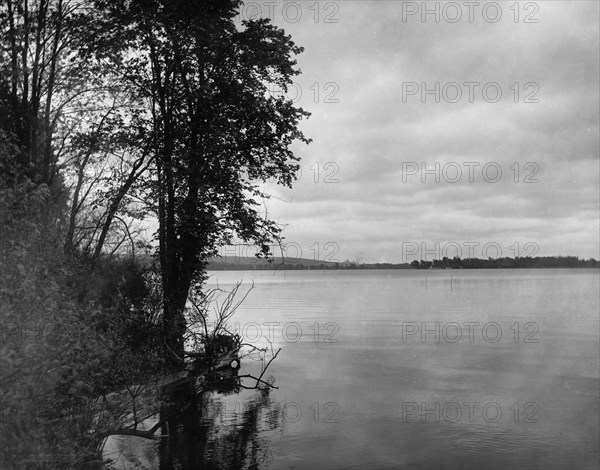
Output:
(0, 0), (81, 185)
(419, 260), (432, 270)
(89, 0), (311, 368)
(60, 88), (153, 259)
(0, 0), (150, 256)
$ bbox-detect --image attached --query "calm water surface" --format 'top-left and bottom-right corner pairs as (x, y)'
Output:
(108, 269), (599, 469)
(202, 269), (599, 470)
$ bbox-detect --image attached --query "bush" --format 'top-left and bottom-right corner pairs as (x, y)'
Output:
(1, 178), (165, 469)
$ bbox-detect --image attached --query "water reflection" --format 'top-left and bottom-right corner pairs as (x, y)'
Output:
(158, 378), (281, 470)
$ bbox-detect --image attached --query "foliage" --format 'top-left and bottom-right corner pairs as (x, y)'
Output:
(1, 0), (308, 466)
(81, 0), (311, 367)
(0, 172), (166, 468)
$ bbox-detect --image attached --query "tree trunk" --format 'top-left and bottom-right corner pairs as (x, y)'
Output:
(92, 155), (148, 261)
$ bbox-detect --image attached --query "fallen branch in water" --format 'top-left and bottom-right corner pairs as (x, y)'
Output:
(236, 374), (278, 390)
(98, 385), (196, 441)
(237, 346), (281, 390)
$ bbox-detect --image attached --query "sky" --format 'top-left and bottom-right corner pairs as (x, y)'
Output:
(229, 0), (599, 264)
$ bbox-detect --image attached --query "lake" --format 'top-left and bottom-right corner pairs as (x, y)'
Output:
(108, 268), (600, 469)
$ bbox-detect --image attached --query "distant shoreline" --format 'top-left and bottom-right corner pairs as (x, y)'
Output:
(208, 256), (598, 271)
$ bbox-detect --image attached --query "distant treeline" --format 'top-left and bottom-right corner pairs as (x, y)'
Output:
(208, 256), (599, 271)
(410, 256), (598, 269)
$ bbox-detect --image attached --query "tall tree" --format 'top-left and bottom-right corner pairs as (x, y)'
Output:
(91, 0), (311, 368)
(0, 0), (80, 185)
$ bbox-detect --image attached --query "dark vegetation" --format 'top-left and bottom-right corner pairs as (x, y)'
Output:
(0, 0), (308, 468)
(409, 256), (599, 270)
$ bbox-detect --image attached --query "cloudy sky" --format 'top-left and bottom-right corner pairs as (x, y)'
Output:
(235, 1), (599, 263)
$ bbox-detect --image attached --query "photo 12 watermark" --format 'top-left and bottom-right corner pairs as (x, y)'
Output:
(401, 241), (540, 262)
(399, 161), (540, 183)
(401, 401), (539, 423)
(301, 161), (340, 183)
(224, 321), (340, 344)
(218, 241), (341, 263)
(234, 1), (340, 24)
(400, 321), (539, 343)
(402, 82), (540, 104)
(245, 161), (341, 184)
(212, 400), (340, 424)
(400, 2), (540, 24)
(267, 81), (341, 104)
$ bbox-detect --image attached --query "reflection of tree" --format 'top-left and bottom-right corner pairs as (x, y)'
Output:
(158, 383), (281, 470)
(205, 388), (280, 470)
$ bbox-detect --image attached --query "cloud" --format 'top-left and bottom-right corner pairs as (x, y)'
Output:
(257, 1), (599, 262)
